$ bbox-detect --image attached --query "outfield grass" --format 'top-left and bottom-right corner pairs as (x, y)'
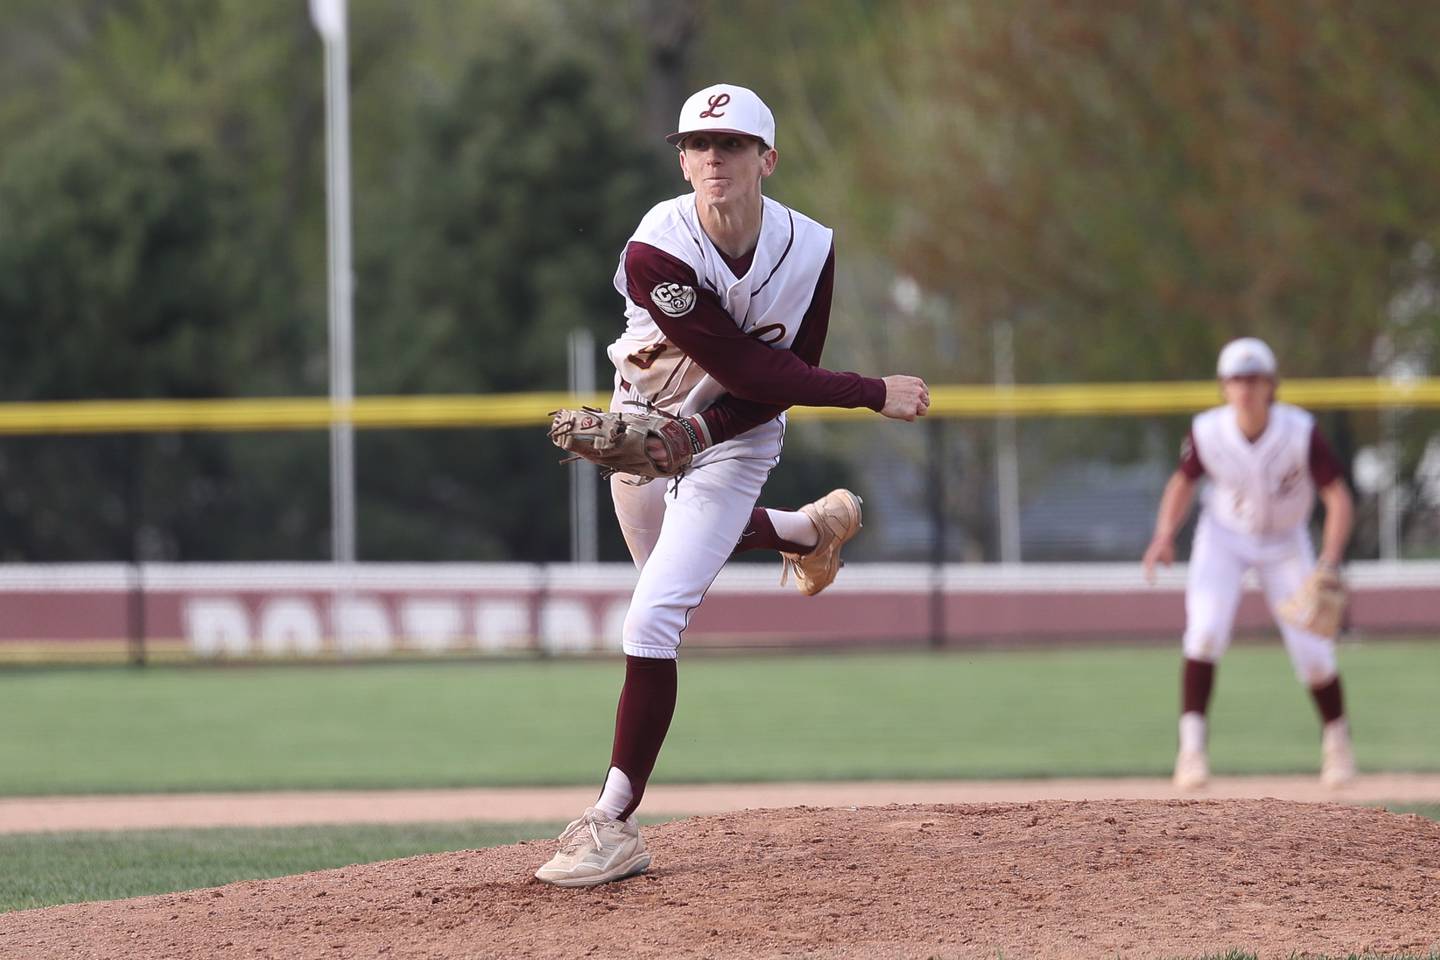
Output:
(0, 642), (1436, 795)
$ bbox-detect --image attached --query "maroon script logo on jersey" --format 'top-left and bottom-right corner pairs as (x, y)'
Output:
(699, 93), (730, 118)
(747, 322), (787, 345)
(651, 282), (697, 318)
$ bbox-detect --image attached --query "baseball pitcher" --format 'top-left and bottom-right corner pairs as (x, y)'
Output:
(536, 84), (930, 886)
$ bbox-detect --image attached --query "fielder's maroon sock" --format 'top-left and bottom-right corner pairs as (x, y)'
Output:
(609, 655), (677, 820)
(732, 507), (813, 556)
(1181, 658), (1215, 716)
(1310, 675), (1345, 725)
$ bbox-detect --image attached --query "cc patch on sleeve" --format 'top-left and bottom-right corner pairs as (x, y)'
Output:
(651, 282), (697, 318)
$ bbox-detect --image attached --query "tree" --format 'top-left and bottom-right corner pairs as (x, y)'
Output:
(0, 0), (676, 562)
(729, 1), (1440, 383)
(697, 0), (1440, 558)
(0, 112), (333, 560)
(348, 19), (671, 560)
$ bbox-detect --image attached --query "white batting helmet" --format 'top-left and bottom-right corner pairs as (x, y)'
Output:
(665, 83), (776, 150)
(1217, 337), (1278, 378)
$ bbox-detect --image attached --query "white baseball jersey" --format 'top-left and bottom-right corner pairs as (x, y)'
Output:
(607, 194), (833, 418)
(1190, 402), (1318, 536)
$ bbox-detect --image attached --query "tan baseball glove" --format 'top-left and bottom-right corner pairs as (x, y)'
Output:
(1277, 564), (1347, 639)
(547, 404), (705, 483)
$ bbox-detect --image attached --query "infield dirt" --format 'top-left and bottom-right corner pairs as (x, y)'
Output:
(3, 798), (1439, 959)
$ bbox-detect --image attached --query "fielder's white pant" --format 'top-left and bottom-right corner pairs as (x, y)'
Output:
(1183, 513), (1337, 685)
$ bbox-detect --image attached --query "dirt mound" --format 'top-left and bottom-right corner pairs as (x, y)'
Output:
(3, 799), (1439, 960)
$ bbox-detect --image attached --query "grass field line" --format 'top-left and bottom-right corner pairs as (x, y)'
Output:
(4, 773), (1440, 834)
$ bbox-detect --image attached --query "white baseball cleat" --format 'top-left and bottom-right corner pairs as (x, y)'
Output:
(1320, 722), (1356, 788)
(1172, 748), (1209, 790)
(780, 488), (863, 597)
(534, 807), (651, 888)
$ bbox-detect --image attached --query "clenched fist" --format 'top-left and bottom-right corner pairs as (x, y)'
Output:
(880, 375), (930, 422)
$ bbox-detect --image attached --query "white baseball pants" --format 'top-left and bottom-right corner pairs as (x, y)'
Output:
(1183, 513), (1337, 685)
(610, 452), (775, 659)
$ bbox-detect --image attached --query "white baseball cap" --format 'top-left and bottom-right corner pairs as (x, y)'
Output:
(665, 83), (776, 150)
(1217, 337), (1278, 378)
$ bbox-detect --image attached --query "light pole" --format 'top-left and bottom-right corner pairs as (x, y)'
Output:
(994, 319), (1021, 564)
(309, 0), (356, 569)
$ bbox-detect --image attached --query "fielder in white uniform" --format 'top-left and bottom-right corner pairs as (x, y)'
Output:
(1143, 337), (1356, 790)
(535, 84), (930, 887)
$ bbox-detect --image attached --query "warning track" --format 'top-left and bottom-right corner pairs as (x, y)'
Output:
(3, 773), (1438, 833)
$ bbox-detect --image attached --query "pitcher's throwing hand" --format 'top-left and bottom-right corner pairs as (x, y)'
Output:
(881, 375), (930, 421)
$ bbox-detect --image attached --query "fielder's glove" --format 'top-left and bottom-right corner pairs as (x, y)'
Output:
(547, 403), (706, 483)
(1276, 563), (1347, 639)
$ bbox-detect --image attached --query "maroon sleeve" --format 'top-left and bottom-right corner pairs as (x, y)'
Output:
(696, 246), (839, 442)
(624, 242), (885, 416)
(1309, 426), (1343, 488)
(1179, 428), (1206, 480)
(695, 390), (784, 444)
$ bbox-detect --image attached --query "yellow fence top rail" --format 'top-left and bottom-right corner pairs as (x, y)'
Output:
(0, 378), (1437, 435)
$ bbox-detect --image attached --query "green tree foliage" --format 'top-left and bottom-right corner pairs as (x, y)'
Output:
(0, 0), (673, 561)
(0, 112), (330, 560)
(352, 20), (670, 560)
(721, 0), (1440, 385)
(3, 1), (1437, 561)
(0, 0), (337, 561)
(702, 0), (1440, 557)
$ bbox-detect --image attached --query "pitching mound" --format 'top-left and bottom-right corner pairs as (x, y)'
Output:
(4, 799), (1439, 959)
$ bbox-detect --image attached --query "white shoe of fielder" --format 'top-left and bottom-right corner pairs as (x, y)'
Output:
(1321, 722), (1356, 788)
(779, 489), (863, 597)
(534, 807), (651, 888)
(1173, 748), (1209, 790)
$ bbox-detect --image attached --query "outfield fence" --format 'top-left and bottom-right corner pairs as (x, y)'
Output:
(3, 379), (1437, 566)
(2, 378), (1437, 665)
(2, 561), (1438, 665)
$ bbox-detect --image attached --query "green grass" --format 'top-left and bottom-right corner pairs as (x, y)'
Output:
(0, 820), (564, 913)
(1, 642), (1437, 794)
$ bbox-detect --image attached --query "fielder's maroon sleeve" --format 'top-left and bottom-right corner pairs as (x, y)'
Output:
(624, 242), (885, 418)
(1309, 426), (1343, 488)
(1178, 428), (1206, 480)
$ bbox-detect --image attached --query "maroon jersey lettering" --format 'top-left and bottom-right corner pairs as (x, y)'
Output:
(627, 343), (668, 370)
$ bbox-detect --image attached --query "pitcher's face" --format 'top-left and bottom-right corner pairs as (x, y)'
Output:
(678, 133), (776, 208)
